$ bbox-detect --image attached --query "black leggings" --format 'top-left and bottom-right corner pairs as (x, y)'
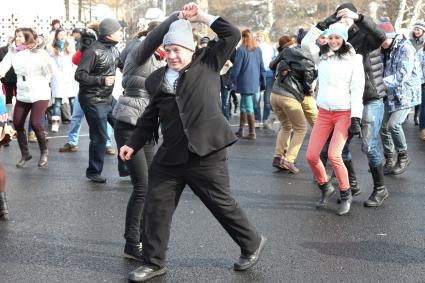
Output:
(2, 83), (16, 104)
(13, 100), (49, 133)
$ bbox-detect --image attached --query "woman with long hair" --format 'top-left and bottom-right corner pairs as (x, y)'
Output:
(231, 29), (266, 139)
(0, 28), (54, 168)
(50, 28), (76, 133)
(303, 23), (364, 215)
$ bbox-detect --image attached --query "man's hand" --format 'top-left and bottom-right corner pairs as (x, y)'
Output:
(104, 76), (115, 86)
(119, 145), (134, 161)
(336, 8), (359, 21)
(181, 2), (208, 23)
(0, 113), (8, 123)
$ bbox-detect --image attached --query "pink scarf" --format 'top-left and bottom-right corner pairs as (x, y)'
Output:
(16, 44), (28, 52)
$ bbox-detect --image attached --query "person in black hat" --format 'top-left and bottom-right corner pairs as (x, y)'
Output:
(120, 2), (265, 282)
(75, 18), (122, 183)
(306, 2), (389, 208)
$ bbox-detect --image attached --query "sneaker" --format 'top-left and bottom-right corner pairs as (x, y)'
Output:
(272, 156), (282, 169)
(105, 146), (115, 155)
(59, 143), (79, 152)
(280, 159), (300, 174)
(51, 123), (59, 133)
(124, 242), (143, 261)
(263, 119), (274, 131)
(28, 131), (37, 143)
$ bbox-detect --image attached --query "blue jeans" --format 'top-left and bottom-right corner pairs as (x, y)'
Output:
(252, 91), (261, 121)
(221, 86), (230, 120)
(240, 93), (255, 114)
(262, 77), (274, 121)
(420, 84), (425, 129)
(361, 99), (385, 167)
(68, 98), (113, 147)
(380, 104), (411, 154)
(52, 97), (75, 117)
(80, 101), (115, 176)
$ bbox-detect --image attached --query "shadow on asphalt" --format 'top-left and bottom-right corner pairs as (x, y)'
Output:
(300, 240), (425, 264)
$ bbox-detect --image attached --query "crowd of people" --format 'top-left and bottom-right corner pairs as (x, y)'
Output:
(0, 1), (424, 282)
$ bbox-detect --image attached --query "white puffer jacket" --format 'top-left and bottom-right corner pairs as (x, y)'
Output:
(302, 26), (365, 118)
(0, 45), (54, 103)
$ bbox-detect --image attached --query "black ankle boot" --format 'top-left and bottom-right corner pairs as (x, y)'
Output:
(343, 160), (360, 196)
(0, 192), (9, 217)
(391, 151), (411, 175)
(337, 189), (352, 215)
(35, 131), (48, 167)
(16, 131), (32, 168)
(383, 152), (397, 175)
(364, 165), (388, 207)
(317, 181), (336, 207)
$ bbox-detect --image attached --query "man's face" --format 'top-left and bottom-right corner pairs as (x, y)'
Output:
(413, 27), (424, 38)
(106, 29), (122, 42)
(339, 16), (354, 29)
(381, 38), (393, 49)
(164, 44), (194, 72)
(317, 34), (328, 46)
(72, 32), (81, 41)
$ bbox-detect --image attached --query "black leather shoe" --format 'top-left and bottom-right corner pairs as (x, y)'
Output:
(124, 242), (143, 261)
(234, 235), (267, 271)
(128, 266), (166, 282)
(86, 174), (107, 183)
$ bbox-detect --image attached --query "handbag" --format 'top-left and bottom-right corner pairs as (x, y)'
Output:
(0, 122), (16, 146)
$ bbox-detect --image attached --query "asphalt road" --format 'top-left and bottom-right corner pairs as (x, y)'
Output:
(0, 117), (424, 283)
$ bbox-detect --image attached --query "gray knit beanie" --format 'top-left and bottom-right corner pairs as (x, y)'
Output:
(163, 20), (195, 51)
(99, 18), (121, 36)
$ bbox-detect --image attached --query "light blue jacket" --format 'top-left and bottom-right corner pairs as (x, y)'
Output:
(382, 35), (421, 113)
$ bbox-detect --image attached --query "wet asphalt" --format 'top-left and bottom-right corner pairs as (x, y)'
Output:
(0, 117), (424, 283)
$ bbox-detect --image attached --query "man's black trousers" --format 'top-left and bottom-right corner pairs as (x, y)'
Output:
(141, 149), (261, 268)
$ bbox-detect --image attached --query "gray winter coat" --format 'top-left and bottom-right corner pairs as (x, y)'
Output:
(113, 31), (165, 125)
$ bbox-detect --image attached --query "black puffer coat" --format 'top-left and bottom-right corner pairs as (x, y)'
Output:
(347, 15), (386, 103)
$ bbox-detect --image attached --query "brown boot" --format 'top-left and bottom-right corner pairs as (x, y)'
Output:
(34, 131), (48, 167)
(244, 113), (256, 140)
(236, 112), (247, 137)
(16, 131), (32, 168)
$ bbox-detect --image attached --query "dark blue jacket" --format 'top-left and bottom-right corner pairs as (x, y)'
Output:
(231, 46), (265, 93)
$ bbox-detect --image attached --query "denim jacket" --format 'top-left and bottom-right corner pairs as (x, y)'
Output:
(382, 35), (421, 113)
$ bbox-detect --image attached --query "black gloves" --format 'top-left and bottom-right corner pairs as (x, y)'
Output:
(316, 13), (340, 31)
(348, 117), (362, 137)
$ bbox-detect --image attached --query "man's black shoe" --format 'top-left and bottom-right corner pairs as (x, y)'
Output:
(128, 266), (166, 282)
(124, 242), (143, 261)
(86, 174), (106, 183)
(234, 235), (267, 271)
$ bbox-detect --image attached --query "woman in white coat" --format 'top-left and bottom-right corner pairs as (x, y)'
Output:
(50, 28), (76, 132)
(303, 23), (365, 215)
(0, 28), (54, 168)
